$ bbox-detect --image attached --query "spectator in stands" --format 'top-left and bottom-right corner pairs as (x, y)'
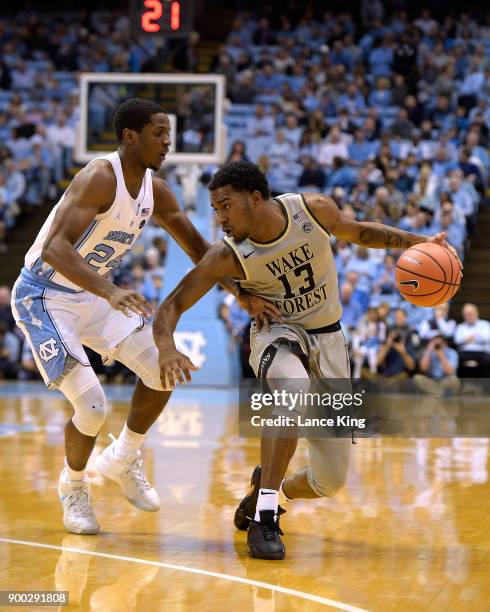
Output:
(297, 156), (326, 191)
(4, 158), (25, 212)
(18, 342), (40, 381)
(268, 131), (295, 167)
(414, 335), (461, 397)
(455, 303), (490, 377)
(0, 286), (14, 331)
(25, 142), (52, 206)
(230, 70), (256, 104)
(431, 209), (465, 256)
(348, 129), (374, 166)
(377, 308), (417, 378)
(368, 77), (392, 107)
(298, 131), (322, 159)
(352, 307), (387, 378)
(318, 126), (348, 168)
(255, 63), (283, 94)
(368, 38), (394, 78)
(339, 281), (364, 331)
(253, 17), (276, 46)
(282, 114), (302, 148)
(418, 304), (457, 344)
(0, 321), (20, 379)
(226, 140), (250, 163)
(447, 170), (476, 226)
(338, 82), (366, 115)
(0, 172), (10, 252)
(391, 108), (415, 140)
(373, 253), (397, 298)
(246, 104), (274, 138)
(327, 157), (358, 191)
(46, 113), (75, 182)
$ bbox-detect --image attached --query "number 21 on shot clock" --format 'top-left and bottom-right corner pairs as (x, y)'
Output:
(131, 0), (194, 35)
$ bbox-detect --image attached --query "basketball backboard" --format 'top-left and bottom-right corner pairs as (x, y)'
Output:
(76, 73), (226, 165)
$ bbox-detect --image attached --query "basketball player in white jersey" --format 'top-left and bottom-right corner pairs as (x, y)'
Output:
(11, 101), (276, 535)
(151, 161), (461, 559)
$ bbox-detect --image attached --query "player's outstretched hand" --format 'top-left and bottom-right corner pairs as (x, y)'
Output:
(427, 232), (464, 271)
(237, 293), (284, 332)
(106, 287), (154, 318)
(158, 349), (199, 390)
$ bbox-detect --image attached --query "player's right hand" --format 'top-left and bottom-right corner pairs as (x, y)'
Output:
(158, 349), (199, 390)
(106, 287), (154, 318)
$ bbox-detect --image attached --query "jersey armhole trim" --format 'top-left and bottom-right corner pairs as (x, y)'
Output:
(93, 158), (119, 220)
(300, 194), (331, 237)
(222, 239), (249, 281)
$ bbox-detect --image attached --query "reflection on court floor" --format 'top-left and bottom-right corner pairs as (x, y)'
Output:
(1, 382), (490, 611)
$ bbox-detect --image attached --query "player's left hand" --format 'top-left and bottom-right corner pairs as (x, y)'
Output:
(158, 349), (199, 390)
(427, 232), (464, 271)
(237, 293), (284, 332)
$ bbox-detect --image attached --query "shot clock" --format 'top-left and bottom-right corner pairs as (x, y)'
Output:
(131, 0), (194, 35)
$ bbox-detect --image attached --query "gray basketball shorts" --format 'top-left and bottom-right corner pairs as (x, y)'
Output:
(249, 321), (351, 380)
(249, 320), (352, 497)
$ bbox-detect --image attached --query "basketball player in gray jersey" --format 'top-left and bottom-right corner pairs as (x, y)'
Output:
(11, 102), (274, 536)
(153, 161), (461, 559)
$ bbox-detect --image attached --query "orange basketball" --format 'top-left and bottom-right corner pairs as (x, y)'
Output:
(395, 243), (462, 307)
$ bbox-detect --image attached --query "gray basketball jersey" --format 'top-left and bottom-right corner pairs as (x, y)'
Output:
(224, 193), (342, 330)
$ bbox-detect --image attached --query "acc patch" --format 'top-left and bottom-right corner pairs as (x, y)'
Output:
(302, 221), (313, 233)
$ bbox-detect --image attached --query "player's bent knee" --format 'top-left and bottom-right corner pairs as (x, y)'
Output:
(131, 345), (164, 391)
(59, 365), (108, 437)
(306, 465), (348, 497)
(113, 329), (164, 391)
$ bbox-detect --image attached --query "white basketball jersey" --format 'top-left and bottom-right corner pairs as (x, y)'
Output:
(224, 193), (342, 330)
(25, 151), (154, 291)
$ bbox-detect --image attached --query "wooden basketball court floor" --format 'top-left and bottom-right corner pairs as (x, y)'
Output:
(1, 382), (490, 611)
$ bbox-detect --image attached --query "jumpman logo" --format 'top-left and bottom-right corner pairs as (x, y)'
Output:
(39, 338), (60, 362)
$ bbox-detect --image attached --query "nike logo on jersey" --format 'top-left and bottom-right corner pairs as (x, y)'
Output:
(398, 279), (419, 291)
(260, 491), (276, 495)
(243, 250), (256, 259)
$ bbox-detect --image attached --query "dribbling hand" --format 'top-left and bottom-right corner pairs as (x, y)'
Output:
(427, 232), (463, 271)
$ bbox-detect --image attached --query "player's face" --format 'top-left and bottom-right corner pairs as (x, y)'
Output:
(136, 113), (171, 171)
(211, 186), (255, 243)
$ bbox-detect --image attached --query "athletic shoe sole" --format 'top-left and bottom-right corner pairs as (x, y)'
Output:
(234, 465), (261, 530)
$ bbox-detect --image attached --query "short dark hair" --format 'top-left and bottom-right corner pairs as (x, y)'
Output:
(208, 161), (270, 199)
(113, 98), (165, 143)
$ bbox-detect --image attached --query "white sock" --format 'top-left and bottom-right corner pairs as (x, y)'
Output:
(64, 458), (85, 482)
(279, 479), (292, 507)
(113, 424), (145, 460)
(254, 488), (279, 521)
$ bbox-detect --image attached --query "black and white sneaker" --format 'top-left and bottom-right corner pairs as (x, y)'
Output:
(247, 510), (285, 560)
(234, 465), (286, 530)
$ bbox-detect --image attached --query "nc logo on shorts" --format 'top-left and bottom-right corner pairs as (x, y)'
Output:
(302, 221), (313, 233)
(39, 338), (60, 362)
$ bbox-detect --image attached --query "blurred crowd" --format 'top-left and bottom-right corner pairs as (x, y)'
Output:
(214, 5), (490, 382)
(0, 6), (489, 383)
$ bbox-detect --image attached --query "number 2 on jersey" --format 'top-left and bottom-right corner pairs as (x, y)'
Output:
(84, 243), (129, 274)
(278, 263), (315, 299)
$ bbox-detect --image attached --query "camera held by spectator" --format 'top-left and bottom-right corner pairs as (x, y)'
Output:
(414, 335), (461, 398)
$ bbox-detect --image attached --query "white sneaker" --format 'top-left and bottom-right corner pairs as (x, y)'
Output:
(95, 436), (160, 512)
(58, 469), (100, 535)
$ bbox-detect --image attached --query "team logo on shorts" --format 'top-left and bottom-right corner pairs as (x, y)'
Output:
(302, 221), (313, 233)
(39, 338), (60, 362)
